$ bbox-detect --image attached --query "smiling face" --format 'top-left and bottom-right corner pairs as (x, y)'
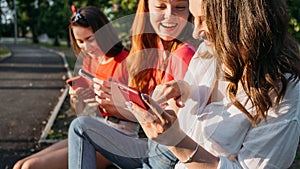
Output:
(148, 0), (189, 41)
(72, 26), (104, 58)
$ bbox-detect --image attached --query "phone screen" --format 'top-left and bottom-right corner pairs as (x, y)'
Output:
(110, 81), (148, 110)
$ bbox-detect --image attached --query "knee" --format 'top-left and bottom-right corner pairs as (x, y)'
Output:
(14, 158), (39, 169)
(13, 159), (24, 169)
(69, 116), (84, 133)
(69, 116), (90, 138)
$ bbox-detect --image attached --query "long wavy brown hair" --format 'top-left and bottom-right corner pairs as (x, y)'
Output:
(127, 0), (198, 94)
(202, 0), (300, 125)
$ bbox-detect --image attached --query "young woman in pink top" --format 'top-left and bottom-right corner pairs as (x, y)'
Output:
(68, 0), (199, 168)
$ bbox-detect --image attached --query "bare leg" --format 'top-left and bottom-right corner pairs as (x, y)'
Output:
(13, 139), (113, 169)
(13, 140), (68, 169)
(96, 152), (114, 169)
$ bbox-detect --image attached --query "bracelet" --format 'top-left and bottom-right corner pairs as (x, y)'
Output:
(181, 144), (199, 163)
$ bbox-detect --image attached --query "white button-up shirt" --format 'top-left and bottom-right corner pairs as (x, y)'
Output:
(176, 43), (300, 169)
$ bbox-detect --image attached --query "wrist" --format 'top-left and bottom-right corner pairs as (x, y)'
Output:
(168, 136), (199, 164)
(180, 144), (199, 163)
(153, 120), (186, 146)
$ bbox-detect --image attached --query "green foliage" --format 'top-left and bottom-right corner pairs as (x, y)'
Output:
(40, 0), (71, 46)
(1, 0), (298, 44)
(287, 0), (300, 42)
(0, 46), (10, 57)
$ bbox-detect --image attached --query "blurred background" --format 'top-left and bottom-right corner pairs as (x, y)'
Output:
(0, 0), (299, 47)
(0, 0), (299, 168)
(0, 0), (139, 47)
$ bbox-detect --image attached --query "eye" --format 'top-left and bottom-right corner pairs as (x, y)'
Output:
(175, 5), (187, 11)
(76, 40), (84, 45)
(155, 4), (166, 9)
(87, 36), (95, 43)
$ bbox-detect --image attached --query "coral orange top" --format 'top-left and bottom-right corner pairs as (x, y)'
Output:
(66, 49), (128, 116)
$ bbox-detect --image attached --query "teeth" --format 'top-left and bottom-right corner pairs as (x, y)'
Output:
(161, 23), (177, 28)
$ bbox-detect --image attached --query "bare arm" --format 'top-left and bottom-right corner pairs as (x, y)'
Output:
(128, 94), (219, 169)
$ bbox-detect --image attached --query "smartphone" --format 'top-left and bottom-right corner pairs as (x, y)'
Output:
(66, 69), (94, 89)
(66, 76), (89, 89)
(110, 81), (149, 110)
(78, 69), (94, 82)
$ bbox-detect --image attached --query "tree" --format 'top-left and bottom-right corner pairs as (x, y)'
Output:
(2, 0), (297, 45)
(287, 0), (300, 42)
(16, 0), (49, 43)
(40, 0), (71, 46)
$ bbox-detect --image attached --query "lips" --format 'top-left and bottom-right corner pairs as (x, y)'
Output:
(87, 51), (97, 58)
(204, 40), (213, 47)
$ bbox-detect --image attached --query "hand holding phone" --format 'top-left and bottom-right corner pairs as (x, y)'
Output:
(110, 81), (149, 110)
(79, 69), (94, 82)
(66, 69), (95, 89)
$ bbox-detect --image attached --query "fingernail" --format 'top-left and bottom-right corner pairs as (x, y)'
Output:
(125, 102), (133, 111)
(93, 78), (104, 84)
(141, 93), (149, 100)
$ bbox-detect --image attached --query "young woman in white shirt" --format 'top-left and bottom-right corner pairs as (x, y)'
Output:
(68, 0), (299, 168)
(128, 0), (300, 168)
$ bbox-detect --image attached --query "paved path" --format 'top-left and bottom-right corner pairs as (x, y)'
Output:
(0, 43), (68, 169)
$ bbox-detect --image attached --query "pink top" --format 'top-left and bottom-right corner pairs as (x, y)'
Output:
(113, 43), (195, 94)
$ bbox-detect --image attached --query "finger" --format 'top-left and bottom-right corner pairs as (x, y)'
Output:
(175, 99), (185, 108)
(94, 89), (111, 100)
(151, 85), (164, 100)
(93, 78), (104, 85)
(70, 96), (79, 102)
(85, 102), (99, 108)
(95, 96), (113, 105)
(141, 94), (166, 123)
(69, 87), (83, 95)
(94, 84), (111, 96)
(83, 98), (97, 104)
(76, 87), (92, 94)
(153, 84), (181, 105)
(95, 96), (104, 104)
(78, 90), (95, 100)
(102, 80), (112, 88)
(93, 83), (101, 90)
(159, 102), (169, 109)
(126, 102), (157, 124)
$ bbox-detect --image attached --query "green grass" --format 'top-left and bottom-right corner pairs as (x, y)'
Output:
(0, 46), (10, 58)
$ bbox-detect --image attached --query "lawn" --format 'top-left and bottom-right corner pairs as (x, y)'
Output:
(0, 46), (10, 58)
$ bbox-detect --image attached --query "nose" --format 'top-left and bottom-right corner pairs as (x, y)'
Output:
(82, 41), (90, 51)
(164, 6), (173, 19)
(192, 27), (201, 39)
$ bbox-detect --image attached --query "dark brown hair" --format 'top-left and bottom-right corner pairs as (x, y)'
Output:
(203, 0), (300, 125)
(69, 6), (124, 57)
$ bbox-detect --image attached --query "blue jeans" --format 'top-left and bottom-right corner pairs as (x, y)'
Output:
(68, 116), (178, 169)
(68, 116), (148, 169)
(143, 141), (178, 169)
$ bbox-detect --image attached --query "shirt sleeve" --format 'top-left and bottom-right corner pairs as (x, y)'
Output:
(218, 80), (300, 169)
